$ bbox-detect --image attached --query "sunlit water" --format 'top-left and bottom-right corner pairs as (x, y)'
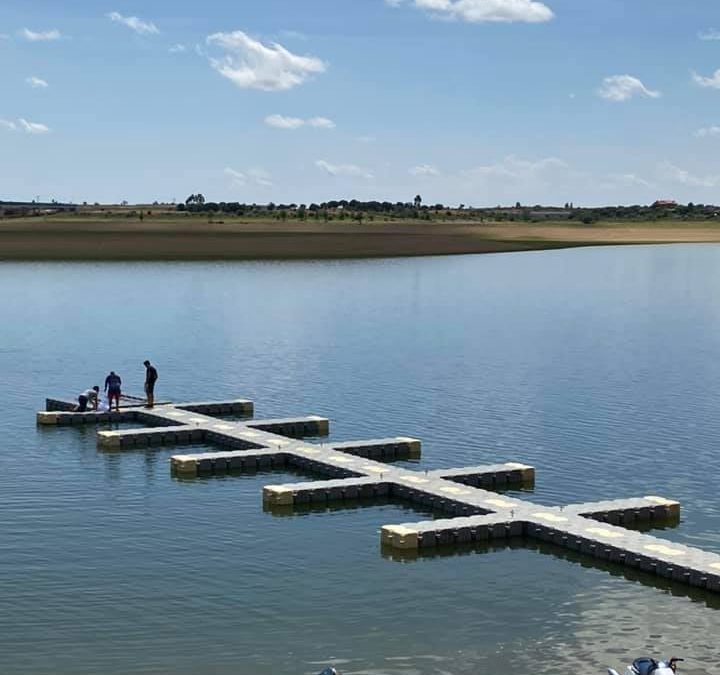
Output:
(1, 245), (719, 675)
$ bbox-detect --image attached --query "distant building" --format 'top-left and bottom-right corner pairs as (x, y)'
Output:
(652, 199), (678, 208)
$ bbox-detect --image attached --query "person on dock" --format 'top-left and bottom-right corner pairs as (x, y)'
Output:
(144, 360), (158, 408)
(76, 385), (100, 412)
(104, 371), (122, 412)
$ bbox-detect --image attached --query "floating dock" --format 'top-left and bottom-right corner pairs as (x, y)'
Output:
(38, 395), (720, 596)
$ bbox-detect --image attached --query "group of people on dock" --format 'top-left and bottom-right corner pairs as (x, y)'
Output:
(76, 361), (158, 412)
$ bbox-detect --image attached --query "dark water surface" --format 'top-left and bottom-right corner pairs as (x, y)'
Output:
(1, 245), (719, 675)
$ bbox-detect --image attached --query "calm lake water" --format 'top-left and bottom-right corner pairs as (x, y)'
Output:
(1, 245), (720, 675)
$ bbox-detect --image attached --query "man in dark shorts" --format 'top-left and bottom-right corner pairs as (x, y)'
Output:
(77, 386), (100, 412)
(144, 360), (158, 408)
(104, 371), (122, 412)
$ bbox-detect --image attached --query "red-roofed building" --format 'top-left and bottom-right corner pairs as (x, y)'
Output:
(652, 199), (678, 208)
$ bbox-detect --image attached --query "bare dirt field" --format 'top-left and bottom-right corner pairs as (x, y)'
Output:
(1, 217), (720, 260)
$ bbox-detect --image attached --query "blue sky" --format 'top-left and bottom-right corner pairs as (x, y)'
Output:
(1, 0), (720, 206)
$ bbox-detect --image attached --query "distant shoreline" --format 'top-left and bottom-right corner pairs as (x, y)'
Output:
(2, 219), (720, 261)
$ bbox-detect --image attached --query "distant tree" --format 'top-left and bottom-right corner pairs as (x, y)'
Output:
(414, 194), (422, 209)
(185, 193), (206, 206)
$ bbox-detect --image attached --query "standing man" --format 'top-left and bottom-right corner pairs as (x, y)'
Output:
(144, 360), (158, 408)
(104, 370), (122, 412)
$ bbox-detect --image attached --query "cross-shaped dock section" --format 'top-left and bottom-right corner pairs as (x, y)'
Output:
(37, 394), (720, 597)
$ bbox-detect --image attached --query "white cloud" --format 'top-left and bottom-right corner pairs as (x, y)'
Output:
(307, 116), (335, 129)
(265, 114), (305, 129)
(2, 118), (51, 134)
(206, 31), (326, 91)
(692, 69), (720, 89)
(169, 44), (186, 53)
(19, 118), (50, 134)
(450, 154), (576, 204)
(26, 76), (48, 88)
(107, 12), (159, 36)
(409, 164), (440, 176)
(264, 114), (335, 129)
(315, 160), (374, 180)
(387, 0), (554, 24)
(658, 161), (720, 188)
(20, 28), (61, 41)
(248, 168), (273, 187)
(695, 126), (720, 138)
(225, 168), (247, 186)
(466, 155), (567, 180)
(699, 29), (720, 41)
(224, 167), (273, 188)
(597, 74), (660, 101)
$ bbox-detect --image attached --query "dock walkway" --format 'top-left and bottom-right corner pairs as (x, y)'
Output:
(38, 395), (720, 596)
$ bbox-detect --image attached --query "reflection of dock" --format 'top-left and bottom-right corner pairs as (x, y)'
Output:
(37, 395), (720, 596)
